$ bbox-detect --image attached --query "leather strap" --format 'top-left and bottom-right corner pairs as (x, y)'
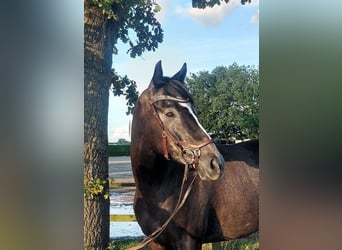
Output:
(149, 98), (214, 167)
(126, 165), (197, 250)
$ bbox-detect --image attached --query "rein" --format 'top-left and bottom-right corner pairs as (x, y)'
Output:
(126, 164), (197, 250)
(126, 95), (213, 250)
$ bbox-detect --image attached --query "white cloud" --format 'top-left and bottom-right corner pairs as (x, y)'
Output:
(244, 0), (259, 26)
(109, 125), (130, 143)
(155, 0), (170, 23)
(251, 10), (259, 26)
(176, 0), (241, 27)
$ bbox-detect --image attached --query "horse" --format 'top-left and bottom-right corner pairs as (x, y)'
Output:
(130, 61), (259, 249)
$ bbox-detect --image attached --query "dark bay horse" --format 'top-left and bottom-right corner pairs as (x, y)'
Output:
(130, 61), (259, 249)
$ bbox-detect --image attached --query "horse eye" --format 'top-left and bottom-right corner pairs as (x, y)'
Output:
(165, 111), (175, 117)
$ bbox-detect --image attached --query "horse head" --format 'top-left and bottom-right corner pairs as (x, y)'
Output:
(132, 61), (224, 180)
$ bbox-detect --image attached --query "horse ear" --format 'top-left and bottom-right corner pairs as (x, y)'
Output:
(171, 63), (187, 82)
(151, 60), (163, 88)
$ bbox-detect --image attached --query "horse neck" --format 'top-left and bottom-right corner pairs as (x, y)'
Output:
(133, 154), (186, 207)
(131, 94), (159, 168)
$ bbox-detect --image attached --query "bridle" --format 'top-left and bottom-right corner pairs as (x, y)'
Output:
(149, 95), (214, 169)
(126, 95), (214, 250)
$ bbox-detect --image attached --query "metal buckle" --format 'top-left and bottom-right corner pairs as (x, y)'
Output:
(181, 147), (195, 164)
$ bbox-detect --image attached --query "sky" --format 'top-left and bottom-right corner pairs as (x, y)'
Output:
(108, 0), (259, 142)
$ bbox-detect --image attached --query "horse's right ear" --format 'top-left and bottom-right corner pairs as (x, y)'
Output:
(151, 60), (163, 88)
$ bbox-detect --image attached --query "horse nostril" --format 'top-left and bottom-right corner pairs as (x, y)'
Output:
(210, 159), (220, 172)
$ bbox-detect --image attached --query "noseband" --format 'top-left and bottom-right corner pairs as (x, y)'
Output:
(149, 95), (214, 169)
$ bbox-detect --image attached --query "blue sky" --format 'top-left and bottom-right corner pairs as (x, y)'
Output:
(108, 0), (259, 142)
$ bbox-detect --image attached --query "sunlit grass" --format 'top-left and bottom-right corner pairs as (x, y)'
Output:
(108, 239), (147, 250)
(109, 232), (259, 250)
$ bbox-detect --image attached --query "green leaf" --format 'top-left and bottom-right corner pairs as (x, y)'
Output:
(187, 63), (259, 141)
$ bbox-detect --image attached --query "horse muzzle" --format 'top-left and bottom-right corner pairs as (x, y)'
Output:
(197, 150), (225, 181)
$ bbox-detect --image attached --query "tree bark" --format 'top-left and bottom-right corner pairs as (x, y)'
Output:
(84, 1), (116, 249)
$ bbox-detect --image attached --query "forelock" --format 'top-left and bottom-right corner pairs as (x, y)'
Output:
(165, 80), (194, 103)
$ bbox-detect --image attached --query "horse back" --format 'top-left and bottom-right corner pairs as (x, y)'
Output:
(216, 139), (259, 168)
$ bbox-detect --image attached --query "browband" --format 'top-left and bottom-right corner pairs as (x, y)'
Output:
(150, 95), (189, 105)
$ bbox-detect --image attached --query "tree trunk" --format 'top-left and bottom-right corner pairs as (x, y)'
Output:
(84, 1), (116, 249)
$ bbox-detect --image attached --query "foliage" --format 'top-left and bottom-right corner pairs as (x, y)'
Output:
(192, 0), (252, 9)
(108, 144), (130, 156)
(90, 0), (163, 58)
(187, 63), (259, 142)
(89, 0), (164, 114)
(91, 0), (120, 19)
(115, 0), (163, 58)
(111, 71), (138, 115)
(110, 0), (162, 113)
(84, 178), (109, 200)
(116, 138), (130, 144)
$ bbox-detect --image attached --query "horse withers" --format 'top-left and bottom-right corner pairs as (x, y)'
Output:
(130, 61), (259, 249)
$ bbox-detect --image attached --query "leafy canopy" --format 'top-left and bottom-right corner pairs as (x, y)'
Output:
(90, 0), (164, 114)
(187, 63), (259, 142)
(92, 0), (163, 58)
(192, 0), (252, 9)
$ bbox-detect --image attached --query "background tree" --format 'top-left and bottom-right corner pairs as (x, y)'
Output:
(187, 63), (259, 142)
(84, 1), (162, 249)
(116, 138), (130, 145)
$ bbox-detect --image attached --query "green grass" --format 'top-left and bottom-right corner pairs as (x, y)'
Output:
(108, 239), (147, 250)
(109, 232), (259, 250)
(109, 178), (135, 188)
(220, 233), (259, 250)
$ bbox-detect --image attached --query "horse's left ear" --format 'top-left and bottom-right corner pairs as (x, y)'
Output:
(151, 60), (164, 88)
(171, 63), (187, 82)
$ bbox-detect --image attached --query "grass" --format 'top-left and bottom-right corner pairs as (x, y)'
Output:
(219, 232), (259, 250)
(108, 239), (147, 250)
(109, 178), (135, 188)
(108, 232), (259, 250)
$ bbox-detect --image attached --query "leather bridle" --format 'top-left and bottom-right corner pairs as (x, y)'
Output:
(149, 95), (214, 169)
